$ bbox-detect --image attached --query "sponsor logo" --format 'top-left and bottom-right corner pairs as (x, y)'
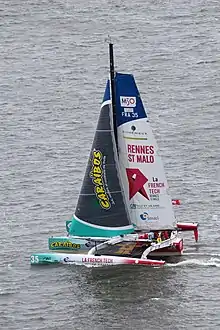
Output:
(82, 257), (113, 264)
(43, 257), (52, 261)
(85, 241), (94, 248)
(150, 194), (159, 201)
(130, 203), (148, 210)
(120, 96), (136, 108)
(140, 212), (159, 222)
(130, 203), (161, 209)
(123, 126), (148, 140)
(127, 144), (155, 164)
(90, 149), (111, 210)
(50, 241), (81, 249)
(128, 177), (164, 203)
(140, 212), (149, 221)
(126, 168), (149, 200)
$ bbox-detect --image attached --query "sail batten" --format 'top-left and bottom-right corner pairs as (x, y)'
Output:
(96, 130), (112, 132)
(80, 190), (123, 196)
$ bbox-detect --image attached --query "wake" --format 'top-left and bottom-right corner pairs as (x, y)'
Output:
(166, 257), (220, 268)
(68, 257), (220, 269)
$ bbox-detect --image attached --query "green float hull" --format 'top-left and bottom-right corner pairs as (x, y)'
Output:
(48, 236), (93, 252)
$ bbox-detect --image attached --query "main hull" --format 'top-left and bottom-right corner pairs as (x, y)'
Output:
(30, 252), (165, 267)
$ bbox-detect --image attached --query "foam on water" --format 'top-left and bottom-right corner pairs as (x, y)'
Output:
(184, 252), (220, 257)
(166, 257), (220, 268)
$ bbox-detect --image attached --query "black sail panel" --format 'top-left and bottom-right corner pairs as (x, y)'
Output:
(69, 101), (133, 237)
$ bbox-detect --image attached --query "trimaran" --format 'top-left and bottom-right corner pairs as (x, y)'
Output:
(30, 43), (198, 267)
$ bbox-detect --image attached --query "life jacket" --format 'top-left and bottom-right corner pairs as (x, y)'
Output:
(138, 233), (148, 239)
(157, 232), (162, 243)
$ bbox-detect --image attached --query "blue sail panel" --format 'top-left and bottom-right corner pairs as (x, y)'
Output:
(115, 73), (147, 127)
(103, 79), (110, 103)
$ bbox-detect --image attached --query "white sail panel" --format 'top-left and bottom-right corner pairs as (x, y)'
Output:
(117, 119), (176, 230)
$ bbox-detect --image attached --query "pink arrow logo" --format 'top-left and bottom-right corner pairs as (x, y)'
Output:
(126, 168), (149, 200)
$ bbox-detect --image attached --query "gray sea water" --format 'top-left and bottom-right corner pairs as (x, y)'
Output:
(0, 0), (220, 329)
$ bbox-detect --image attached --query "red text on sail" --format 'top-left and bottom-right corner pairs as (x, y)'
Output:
(127, 144), (155, 163)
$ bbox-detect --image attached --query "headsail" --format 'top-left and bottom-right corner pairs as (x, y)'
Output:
(68, 82), (133, 237)
(115, 72), (176, 230)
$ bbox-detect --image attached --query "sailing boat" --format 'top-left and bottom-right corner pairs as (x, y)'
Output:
(30, 44), (198, 266)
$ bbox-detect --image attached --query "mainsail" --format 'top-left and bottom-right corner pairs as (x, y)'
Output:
(68, 84), (133, 237)
(115, 72), (176, 230)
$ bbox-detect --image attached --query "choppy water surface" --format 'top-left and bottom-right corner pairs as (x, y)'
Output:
(0, 0), (220, 329)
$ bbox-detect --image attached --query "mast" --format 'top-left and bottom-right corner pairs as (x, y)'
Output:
(109, 43), (118, 147)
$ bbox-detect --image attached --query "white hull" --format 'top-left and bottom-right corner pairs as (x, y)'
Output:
(30, 252), (165, 267)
